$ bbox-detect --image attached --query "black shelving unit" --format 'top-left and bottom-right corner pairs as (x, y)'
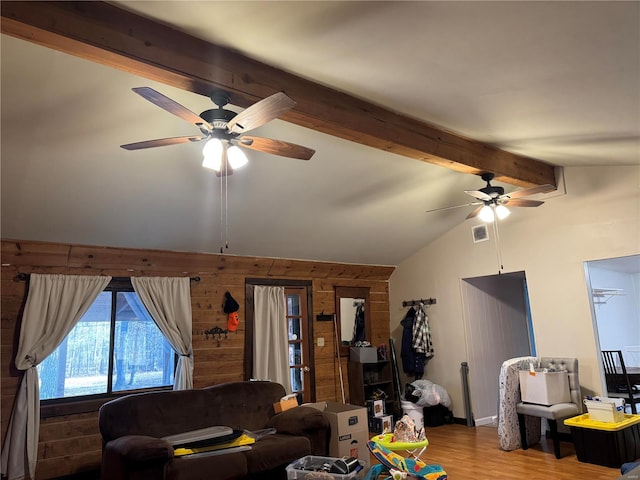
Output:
(348, 359), (397, 418)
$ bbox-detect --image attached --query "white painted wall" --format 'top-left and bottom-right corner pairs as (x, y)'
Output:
(389, 166), (640, 418)
(587, 265), (640, 365)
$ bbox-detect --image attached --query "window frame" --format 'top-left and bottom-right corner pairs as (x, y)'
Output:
(39, 277), (175, 418)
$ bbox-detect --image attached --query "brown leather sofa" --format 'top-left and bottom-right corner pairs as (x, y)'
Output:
(99, 381), (330, 480)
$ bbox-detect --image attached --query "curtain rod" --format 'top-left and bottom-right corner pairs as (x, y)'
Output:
(402, 298), (436, 307)
(15, 273), (200, 283)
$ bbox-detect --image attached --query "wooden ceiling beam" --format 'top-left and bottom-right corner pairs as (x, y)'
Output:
(1, 1), (556, 188)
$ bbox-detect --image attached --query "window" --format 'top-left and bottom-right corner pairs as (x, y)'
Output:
(37, 279), (175, 401)
(287, 290), (303, 394)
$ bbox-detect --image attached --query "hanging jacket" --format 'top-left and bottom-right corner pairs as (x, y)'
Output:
(401, 307), (425, 377)
(412, 304), (435, 359)
(351, 304), (366, 343)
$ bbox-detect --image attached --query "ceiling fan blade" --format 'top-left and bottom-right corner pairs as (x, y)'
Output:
(238, 135), (315, 160)
(505, 184), (556, 199)
(132, 87), (213, 131)
(464, 190), (492, 201)
(120, 135), (205, 150)
(227, 92), (295, 134)
(502, 198), (544, 207)
(466, 206), (484, 219)
(426, 201), (482, 214)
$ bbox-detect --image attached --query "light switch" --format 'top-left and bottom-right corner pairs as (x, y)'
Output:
(317, 337), (325, 347)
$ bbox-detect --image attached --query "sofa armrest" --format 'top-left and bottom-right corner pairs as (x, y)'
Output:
(101, 435), (174, 480)
(266, 406), (330, 455)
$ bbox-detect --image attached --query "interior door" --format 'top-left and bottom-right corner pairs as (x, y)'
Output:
(286, 287), (312, 403)
(244, 279), (315, 402)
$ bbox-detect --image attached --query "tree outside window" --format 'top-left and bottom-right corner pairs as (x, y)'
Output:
(37, 284), (175, 401)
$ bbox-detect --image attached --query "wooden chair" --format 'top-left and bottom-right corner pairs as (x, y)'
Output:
(601, 349), (640, 414)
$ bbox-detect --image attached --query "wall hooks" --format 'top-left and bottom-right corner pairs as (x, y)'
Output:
(205, 326), (228, 346)
(402, 298), (436, 307)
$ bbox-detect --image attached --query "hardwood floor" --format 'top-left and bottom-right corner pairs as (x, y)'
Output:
(369, 424), (622, 480)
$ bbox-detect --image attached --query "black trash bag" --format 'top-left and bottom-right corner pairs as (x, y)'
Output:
(423, 404), (454, 427)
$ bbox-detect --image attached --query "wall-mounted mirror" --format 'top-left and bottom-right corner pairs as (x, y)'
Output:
(335, 286), (371, 357)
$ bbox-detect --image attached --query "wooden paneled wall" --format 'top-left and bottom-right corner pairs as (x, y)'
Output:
(0, 239), (393, 479)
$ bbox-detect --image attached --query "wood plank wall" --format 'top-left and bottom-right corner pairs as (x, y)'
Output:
(0, 239), (394, 479)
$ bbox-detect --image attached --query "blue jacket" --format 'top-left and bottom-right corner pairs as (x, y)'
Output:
(400, 308), (426, 378)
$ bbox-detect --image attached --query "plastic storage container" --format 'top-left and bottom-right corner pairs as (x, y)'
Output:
(584, 397), (625, 423)
(564, 413), (640, 467)
(286, 456), (364, 479)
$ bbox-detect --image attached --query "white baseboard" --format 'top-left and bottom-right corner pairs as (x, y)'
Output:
(475, 415), (498, 426)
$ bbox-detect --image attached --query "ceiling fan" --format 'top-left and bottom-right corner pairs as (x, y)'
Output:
(427, 172), (554, 222)
(120, 87), (315, 175)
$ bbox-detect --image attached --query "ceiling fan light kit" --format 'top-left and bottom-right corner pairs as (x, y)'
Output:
(226, 145), (248, 169)
(479, 203), (511, 223)
(201, 139), (248, 172)
(202, 138), (224, 170)
(495, 204), (510, 220)
(478, 205), (496, 223)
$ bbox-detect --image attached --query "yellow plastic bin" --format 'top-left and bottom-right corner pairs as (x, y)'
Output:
(564, 413), (640, 468)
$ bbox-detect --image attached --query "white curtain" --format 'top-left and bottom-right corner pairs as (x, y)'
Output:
(0, 274), (111, 480)
(253, 286), (290, 393)
(131, 277), (193, 390)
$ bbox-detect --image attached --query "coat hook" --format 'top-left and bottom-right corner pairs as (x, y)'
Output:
(205, 326), (228, 347)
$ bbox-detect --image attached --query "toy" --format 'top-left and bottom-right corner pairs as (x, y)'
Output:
(365, 440), (446, 480)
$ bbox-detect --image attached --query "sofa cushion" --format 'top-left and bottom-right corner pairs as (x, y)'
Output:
(166, 451), (248, 480)
(105, 435), (173, 462)
(267, 406), (331, 455)
(244, 434), (311, 474)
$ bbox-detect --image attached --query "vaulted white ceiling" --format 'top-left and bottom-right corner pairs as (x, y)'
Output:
(2, 1), (638, 265)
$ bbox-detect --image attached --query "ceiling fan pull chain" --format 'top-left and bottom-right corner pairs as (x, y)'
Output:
(220, 162), (225, 254)
(225, 164), (229, 251)
(492, 213), (504, 273)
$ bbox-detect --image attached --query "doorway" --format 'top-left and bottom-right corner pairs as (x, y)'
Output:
(244, 278), (316, 403)
(584, 254), (640, 391)
(461, 271), (535, 426)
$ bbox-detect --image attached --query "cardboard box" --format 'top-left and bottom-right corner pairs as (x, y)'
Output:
(304, 401), (369, 466)
(519, 370), (570, 405)
(564, 413), (640, 468)
(349, 347), (377, 363)
(368, 414), (393, 434)
(274, 395), (299, 413)
(366, 399), (385, 418)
